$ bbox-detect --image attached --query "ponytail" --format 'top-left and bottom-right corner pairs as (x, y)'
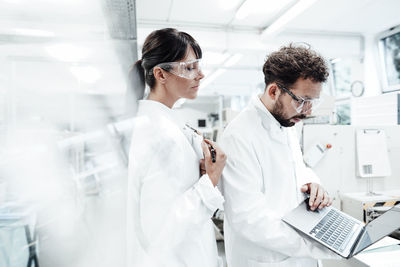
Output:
(126, 59), (146, 116)
(130, 59), (146, 100)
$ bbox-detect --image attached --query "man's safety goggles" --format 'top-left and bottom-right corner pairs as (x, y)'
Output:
(155, 59), (203, 80)
(276, 83), (322, 114)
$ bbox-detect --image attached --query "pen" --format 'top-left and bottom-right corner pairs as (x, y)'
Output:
(185, 124), (201, 135)
(185, 124), (216, 162)
(210, 145), (216, 163)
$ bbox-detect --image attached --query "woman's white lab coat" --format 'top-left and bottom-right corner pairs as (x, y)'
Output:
(127, 100), (224, 267)
(220, 96), (337, 267)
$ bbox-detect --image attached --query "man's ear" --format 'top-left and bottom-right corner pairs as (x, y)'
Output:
(153, 67), (167, 84)
(267, 83), (280, 101)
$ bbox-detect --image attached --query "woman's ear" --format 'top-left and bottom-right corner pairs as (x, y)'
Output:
(153, 67), (167, 84)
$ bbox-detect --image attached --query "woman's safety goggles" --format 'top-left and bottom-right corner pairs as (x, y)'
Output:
(155, 59), (203, 80)
(276, 83), (322, 114)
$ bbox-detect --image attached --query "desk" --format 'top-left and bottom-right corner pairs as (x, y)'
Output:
(322, 237), (400, 267)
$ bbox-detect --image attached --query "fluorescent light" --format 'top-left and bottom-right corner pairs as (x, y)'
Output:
(45, 44), (90, 62)
(330, 58), (342, 64)
(4, 0), (82, 3)
(235, 0), (251, 20)
(14, 28), (55, 37)
(224, 53), (243, 67)
(70, 66), (101, 84)
(3, 0), (23, 3)
(235, 0), (292, 20)
(261, 0), (318, 38)
(200, 68), (227, 89)
(217, 0), (242, 10)
(202, 51), (230, 65)
(199, 54), (242, 90)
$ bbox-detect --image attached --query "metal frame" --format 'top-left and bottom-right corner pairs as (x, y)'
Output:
(377, 24), (400, 93)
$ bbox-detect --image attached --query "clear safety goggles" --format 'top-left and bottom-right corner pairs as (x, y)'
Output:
(276, 83), (322, 113)
(155, 59), (203, 80)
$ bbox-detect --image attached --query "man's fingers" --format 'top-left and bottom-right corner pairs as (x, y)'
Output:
(305, 183), (332, 210)
(318, 192), (329, 209)
(313, 186), (324, 210)
(309, 183), (317, 207)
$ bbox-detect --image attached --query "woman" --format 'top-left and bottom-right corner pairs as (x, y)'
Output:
(127, 28), (226, 267)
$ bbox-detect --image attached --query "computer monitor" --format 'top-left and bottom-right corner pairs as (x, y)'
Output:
(378, 25), (400, 92)
(198, 119), (206, 128)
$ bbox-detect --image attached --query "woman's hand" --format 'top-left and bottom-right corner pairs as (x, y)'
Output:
(200, 139), (226, 187)
(199, 159), (206, 176)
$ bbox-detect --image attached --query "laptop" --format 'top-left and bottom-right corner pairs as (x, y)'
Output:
(282, 199), (400, 258)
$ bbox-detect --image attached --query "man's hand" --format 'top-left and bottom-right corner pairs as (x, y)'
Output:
(301, 183), (332, 211)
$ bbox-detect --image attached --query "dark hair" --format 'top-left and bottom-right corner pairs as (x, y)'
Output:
(130, 28), (202, 99)
(262, 43), (329, 90)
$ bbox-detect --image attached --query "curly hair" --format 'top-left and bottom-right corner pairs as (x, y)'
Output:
(262, 44), (329, 89)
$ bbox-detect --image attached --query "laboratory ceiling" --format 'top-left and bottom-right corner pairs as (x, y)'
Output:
(136, 0), (400, 96)
(0, 0), (400, 97)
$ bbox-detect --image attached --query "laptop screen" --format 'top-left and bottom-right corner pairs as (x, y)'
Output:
(353, 204), (400, 255)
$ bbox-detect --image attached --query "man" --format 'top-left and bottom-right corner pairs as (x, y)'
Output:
(221, 44), (338, 267)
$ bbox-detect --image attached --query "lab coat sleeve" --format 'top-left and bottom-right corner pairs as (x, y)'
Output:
(130, 136), (223, 252)
(221, 133), (336, 259)
(288, 127), (320, 187)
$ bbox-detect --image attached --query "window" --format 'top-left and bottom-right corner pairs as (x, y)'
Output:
(330, 58), (362, 125)
(379, 25), (400, 92)
(335, 101), (351, 125)
(331, 59), (354, 98)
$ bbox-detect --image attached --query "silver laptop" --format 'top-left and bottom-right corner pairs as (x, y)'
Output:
(282, 200), (400, 258)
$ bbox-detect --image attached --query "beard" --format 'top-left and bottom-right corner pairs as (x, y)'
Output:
(270, 96), (306, 127)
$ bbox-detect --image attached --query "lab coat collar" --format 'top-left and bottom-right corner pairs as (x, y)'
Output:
(251, 95), (282, 131)
(138, 99), (180, 124)
(251, 95), (288, 144)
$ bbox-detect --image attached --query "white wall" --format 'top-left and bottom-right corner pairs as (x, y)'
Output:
(303, 125), (400, 208)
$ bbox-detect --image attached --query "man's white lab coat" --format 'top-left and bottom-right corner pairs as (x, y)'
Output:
(220, 95), (336, 267)
(127, 100), (224, 267)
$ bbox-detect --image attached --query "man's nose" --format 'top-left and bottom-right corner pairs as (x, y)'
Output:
(299, 106), (312, 116)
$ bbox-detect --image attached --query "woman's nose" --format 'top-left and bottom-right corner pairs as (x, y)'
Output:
(197, 70), (205, 80)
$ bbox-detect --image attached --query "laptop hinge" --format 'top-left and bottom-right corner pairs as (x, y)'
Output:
(349, 226), (366, 258)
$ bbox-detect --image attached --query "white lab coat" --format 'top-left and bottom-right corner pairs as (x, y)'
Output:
(220, 95), (338, 267)
(127, 100), (224, 267)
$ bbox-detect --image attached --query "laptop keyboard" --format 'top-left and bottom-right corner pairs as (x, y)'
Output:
(309, 209), (355, 252)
